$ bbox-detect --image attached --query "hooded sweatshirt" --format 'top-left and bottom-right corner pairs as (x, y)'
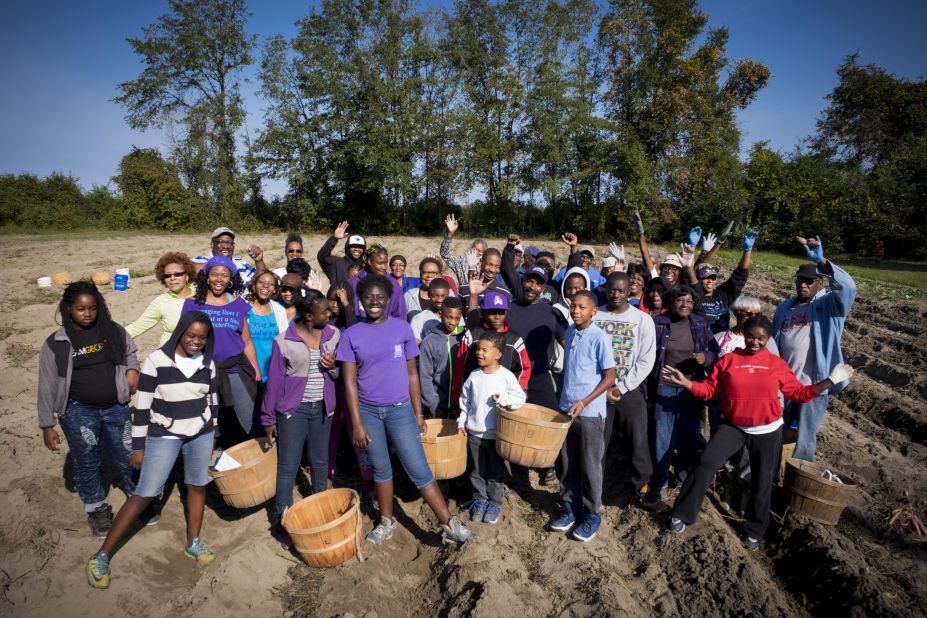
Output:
(550, 266), (592, 373)
(131, 311), (219, 450)
(419, 328), (466, 413)
(317, 236), (365, 285)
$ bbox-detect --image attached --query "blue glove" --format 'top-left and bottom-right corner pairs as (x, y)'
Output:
(743, 229), (758, 252)
(687, 227), (702, 247)
(803, 235), (824, 263)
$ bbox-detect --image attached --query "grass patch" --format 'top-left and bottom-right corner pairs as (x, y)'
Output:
(273, 562), (324, 618)
(6, 342), (39, 365)
(0, 288), (59, 313)
(0, 326), (30, 341)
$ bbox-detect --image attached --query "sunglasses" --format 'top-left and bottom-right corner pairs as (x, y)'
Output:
(700, 274), (718, 281)
(286, 249), (303, 254)
(280, 286), (298, 293)
(735, 310), (758, 317)
(162, 271), (186, 280)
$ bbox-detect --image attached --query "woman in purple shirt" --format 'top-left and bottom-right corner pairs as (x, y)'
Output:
(337, 274), (474, 546)
(347, 244), (408, 321)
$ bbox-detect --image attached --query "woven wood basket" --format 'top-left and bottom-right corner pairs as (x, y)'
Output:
(496, 404), (571, 468)
(209, 438), (277, 509)
(283, 488), (363, 568)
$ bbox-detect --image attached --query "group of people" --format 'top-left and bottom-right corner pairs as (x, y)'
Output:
(35, 218), (856, 590)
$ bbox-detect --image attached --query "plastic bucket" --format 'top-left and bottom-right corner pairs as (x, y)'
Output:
(37, 276), (52, 288)
(114, 268), (130, 291)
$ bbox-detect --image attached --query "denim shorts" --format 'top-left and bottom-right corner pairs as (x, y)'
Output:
(134, 431), (215, 498)
(360, 399), (434, 488)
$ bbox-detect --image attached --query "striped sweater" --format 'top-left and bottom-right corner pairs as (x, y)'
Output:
(131, 349), (219, 450)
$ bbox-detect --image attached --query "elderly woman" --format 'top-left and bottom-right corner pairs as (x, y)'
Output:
(126, 252), (196, 345)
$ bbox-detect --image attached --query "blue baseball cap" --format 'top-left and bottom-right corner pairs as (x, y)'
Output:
(524, 266), (548, 284)
(480, 290), (509, 310)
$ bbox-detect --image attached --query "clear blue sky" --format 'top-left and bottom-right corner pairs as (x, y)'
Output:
(1, 1), (925, 198)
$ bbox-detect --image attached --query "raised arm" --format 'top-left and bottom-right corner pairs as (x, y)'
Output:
(636, 212), (656, 273)
(501, 235), (527, 304)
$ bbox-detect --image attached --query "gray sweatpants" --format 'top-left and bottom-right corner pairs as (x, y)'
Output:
(558, 415), (606, 515)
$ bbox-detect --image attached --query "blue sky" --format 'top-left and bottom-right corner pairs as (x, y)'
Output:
(1, 1), (925, 199)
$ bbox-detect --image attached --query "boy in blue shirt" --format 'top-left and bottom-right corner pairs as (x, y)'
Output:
(550, 290), (616, 541)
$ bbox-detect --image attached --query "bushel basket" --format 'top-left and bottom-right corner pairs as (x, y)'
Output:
(283, 488), (363, 568)
(209, 438), (277, 509)
(783, 458), (857, 525)
(496, 404), (571, 468)
(421, 419), (467, 480)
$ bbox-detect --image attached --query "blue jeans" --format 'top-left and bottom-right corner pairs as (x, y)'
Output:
(275, 401), (332, 517)
(783, 393), (829, 462)
(650, 385), (705, 494)
(135, 432), (215, 497)
(360, 400), (434, 489)
(58, 400), (136, 511)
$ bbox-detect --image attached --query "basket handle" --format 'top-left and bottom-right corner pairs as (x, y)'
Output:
(352, 493), (364, 563)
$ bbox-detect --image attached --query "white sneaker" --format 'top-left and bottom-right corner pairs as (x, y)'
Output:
(366, 517), (397, 545)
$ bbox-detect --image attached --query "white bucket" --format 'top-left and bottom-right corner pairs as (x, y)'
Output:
(37, 276), (52, 288)
(114, 267), (130, 291)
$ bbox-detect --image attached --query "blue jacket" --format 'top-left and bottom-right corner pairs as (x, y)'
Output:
(649, 313), (720, 419)
(772, 262), (856, 394)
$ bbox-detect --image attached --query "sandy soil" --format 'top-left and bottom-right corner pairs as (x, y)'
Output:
(0, 232), (924, 617)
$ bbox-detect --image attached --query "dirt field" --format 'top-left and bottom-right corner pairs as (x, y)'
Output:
(0, 232), (924, 617)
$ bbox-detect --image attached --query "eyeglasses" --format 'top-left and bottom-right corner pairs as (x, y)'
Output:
(213, 240), (234, 247)
(162, 272), (186, 280)
(280, 286), (298, 293)
(421, 270), (440, 276)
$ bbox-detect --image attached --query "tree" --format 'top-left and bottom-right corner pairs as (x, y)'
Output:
(115, 0), (255, 215)
(112, 147), (198, 230)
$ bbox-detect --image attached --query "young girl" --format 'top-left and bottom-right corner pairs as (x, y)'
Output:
(347, 244), (407, 320)
(126, 252), (196, 345)
(262, 291), (340, 543)
(182, 256), (260, 444)
(86, 311), (219, 589)
(38, 282), (140, 538)
(246, 271), (288, 383)
(337, 274), (474, 545)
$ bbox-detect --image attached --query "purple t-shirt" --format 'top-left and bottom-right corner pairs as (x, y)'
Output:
(182, 296), (251, 369)
(336, 317), (419, 406)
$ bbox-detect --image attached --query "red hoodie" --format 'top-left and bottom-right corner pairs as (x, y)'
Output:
(689, 347), (819, 428)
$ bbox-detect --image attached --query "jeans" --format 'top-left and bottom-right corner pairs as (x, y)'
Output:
(650, 385), (705, 495)
(360, 399), (434, 489)
(135, 432), (215, 497)
(605, 388), (653, 492)
(558, 415), (606, 515)
(227, 371), (257, 436)
(58, 400), (136, 511)
(469, 436), (505, 506)
(275, 401), (332, 517)
(673, 424), (781, 539)
(782, 393), (829, 462)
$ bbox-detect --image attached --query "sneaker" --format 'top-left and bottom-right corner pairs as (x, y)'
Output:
(550, 502), (577, 531)
(86, 551), (110, 589)
(141, 502), (160, 526)
(668, 516), (686, 534)
(441, 515), (476, 545)
(366, 517), (397, 545)
(743, 536), (760, 552)
(87, 504), (113, 538)
(482, 503), (501, 525)
(184, 537), (216, 564)
(468, 499), (488, 522)
(539, 468), (557, 486)
(572, 513), (602, 542)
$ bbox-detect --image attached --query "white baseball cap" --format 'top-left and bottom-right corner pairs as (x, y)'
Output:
(346, 234), (366, 248)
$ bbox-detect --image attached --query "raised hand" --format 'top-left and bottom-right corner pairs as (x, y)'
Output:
(307, 270), (322, 291)
(687, 227), (702, 248)
(445, 214), (459, 235)
(679, 244), (695, 267)
(247, 244), (264, 262)
(334, 287), (349, 306)
(743, 229), (758, 252)
(468, 271), (486, 296)
(608, 242), (625, 261)
(719, 220), (735, 242)
(634, 211), (645, 235)
(333, 221), (349, 239)
(508, 233), (520, 246)
(797, 236), (824, 263)
(561, 232), (578, 248)
(702, 232), (717, 253)
(465, 248), (480, 271)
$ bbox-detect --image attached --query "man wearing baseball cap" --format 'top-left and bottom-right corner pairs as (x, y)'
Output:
(772, 236), (857, 462)
(688, 229), (758, 334)
(193, 227), (263, 283)
(553, 234), (605, 288)
(519, 245), (541, 275)
(317, 220), (366, 285)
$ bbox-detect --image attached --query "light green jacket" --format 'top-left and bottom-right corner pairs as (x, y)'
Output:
(126, 285), (195, 345)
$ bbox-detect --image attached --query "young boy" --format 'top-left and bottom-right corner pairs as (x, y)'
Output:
(457, 331), (526, 524)
(419, 297), (465, 418)
(410, 277), (451, 344)
(551, 290), (616, 542)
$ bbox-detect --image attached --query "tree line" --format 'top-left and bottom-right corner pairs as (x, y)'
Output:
(1, 0), (924, 259)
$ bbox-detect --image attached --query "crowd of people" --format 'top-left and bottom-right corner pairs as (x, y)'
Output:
(35, 219), (857, 590)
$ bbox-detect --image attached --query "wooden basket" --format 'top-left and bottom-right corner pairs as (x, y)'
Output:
(783, 458), (857, 525)
(779, 428), (798, 479)
(283, 488), (363, 568)
(91, 271), (111, 286)
(209, 438), (277, 509)
(496, 404), (571, 468)
(421, 419), (467, 480)
(51, 272), (71, 286)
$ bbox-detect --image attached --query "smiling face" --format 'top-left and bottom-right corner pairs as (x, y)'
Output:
(607, 278), (630, 312)
(570, 293), (597, 328)
(360, 283), (389, 322)
(429, 287), (450, 313)
(326, 289), (341, 318)
(440, 307), (462, 334)
(700, 273), (718, 295)
(744, 325), (770, 355)
(629, 273), (645, 296)
(206, 266), (231, 298)
(420, 262), (440, 288)
(660, 264), (680, 286)
(481, 253), (501, 283)
(669, 292), (695, 319)
(564, 274), (586, 301)
(212, 234), (234, 257)
(178, 321), (210, 358)
(69, 293), (98, 327)
(279, 274), (302, 306)
(161, 262), (189, 293)
(579, 252), (593, 269)
(475, 338), (502, 368)
(253, 272), (277, 302)
(285, 241), (303, 261)
(522, 275), (545, 304)
(390, 259), (405, 279)
(348, 245), (364, 260)
(368, 252), (389, 276)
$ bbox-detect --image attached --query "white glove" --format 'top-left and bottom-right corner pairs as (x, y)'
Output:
(608, 242), (625, 261)
(465, 248), (479, 271)
(828, 363), (854, 384)
(702, 232), (717, 253)
(679, 244), (695, 267)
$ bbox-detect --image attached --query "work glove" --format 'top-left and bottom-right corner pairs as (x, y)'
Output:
(743, 229), (758, 252)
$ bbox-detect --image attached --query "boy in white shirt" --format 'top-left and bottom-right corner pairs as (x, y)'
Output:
(458, 331), (526, 524)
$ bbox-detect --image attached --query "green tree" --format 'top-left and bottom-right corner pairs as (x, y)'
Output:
(112, 147), (198, 230)
(115, 0), (255, 215)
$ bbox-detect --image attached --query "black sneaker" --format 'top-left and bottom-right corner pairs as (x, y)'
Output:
(88, 504), (113, 538)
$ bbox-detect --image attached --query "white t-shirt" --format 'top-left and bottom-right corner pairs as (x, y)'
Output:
(457, 366), (527, 439)
(777, 303), (815, 384)
(174, 352), (205, 379)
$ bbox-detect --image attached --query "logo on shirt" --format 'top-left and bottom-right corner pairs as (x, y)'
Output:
(781, 312), (811, 332)
(73, 342), (105, 357)
(393, 344), (403, 359)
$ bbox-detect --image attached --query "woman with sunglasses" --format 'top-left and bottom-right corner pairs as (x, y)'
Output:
(126, 252), (196, 345)
(688, 229), (758, 334)
(272, 232), (305, 278)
